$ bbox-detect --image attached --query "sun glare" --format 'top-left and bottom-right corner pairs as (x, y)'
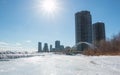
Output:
(40, 0), (59, 14)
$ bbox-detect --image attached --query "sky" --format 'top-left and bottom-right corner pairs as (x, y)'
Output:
(0, 0), (120, 51)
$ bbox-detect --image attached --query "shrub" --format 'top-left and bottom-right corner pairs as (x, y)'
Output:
(83, 33), (120, 55)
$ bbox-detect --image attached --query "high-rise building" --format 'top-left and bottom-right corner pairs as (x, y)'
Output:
(50, 45), (52, 51)
(75, 11), (92, 51)
(93, 22), (106, 44)
(43, 43), (49, 52)
(38, 42), (42, 52)
(60, 45), (64, 50)
(55, 40), (60, 50)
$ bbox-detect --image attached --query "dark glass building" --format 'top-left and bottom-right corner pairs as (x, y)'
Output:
(60, 45), (64, 51)
(38, 42), (42, 52)
(55, 40), (60, 50)
(93, 22), (106, 44)
(75, 11), (92, 51)
(43, 43), (49, 52)
(50, 44), (52, 51)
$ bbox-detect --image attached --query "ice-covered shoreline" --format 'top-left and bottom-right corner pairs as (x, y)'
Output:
(0, 53), (120, 75)
(0, 51), (37, 59)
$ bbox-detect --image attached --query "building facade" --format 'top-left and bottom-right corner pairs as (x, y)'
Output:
(60, 45), (64, 51)
(93, 22), (106, 45)
(38, 42), (42, 52)
(43, 43), (49, 52)
(55, 40), (60, 50)
(75, 11), (92, 51)
(50, 44), (52, 51)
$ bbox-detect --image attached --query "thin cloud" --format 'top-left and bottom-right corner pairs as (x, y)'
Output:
(0, 41), (36, 51)
(26, 40), (32, 43)
(0, 42), (9, 45)
(16, 43), (22, 46)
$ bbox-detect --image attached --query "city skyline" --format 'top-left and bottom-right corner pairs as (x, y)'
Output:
(38, 40), (65, 52)
(0, 0), (120, 51)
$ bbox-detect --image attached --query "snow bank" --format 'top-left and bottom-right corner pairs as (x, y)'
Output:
(0, 53), (120, 75)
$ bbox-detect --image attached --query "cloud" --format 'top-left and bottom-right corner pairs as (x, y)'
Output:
(0, 41), (36, 51)
(15, 43), (22, 46)
(25, 40), (32, 43)
(0, 42), (9, 45)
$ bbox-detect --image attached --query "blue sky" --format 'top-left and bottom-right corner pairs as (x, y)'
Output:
(0, 0), (120, 51)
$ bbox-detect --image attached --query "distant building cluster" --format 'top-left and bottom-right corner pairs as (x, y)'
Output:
(75, 11), (106, 51)
(38, 40), (64, 52)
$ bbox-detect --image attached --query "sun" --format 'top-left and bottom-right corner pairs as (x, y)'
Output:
(40, 0), (59, 14)
(35, 0), (62, 18)
(41, 0), (56, 13)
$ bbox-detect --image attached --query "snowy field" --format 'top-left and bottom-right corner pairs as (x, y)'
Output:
(0, 53), (120, 75)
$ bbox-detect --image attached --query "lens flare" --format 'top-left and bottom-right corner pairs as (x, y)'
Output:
(40, 0), (59, 14)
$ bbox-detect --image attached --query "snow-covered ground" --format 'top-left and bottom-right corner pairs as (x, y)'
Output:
(0, 53), (120, 75)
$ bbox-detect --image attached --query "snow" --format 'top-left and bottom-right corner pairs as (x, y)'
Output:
(0, 53), (120, 75)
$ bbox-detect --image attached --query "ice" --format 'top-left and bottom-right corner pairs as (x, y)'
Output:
(0, 53), (120, 75)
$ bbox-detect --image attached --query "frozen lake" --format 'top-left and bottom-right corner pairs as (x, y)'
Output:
(0, 53), (120, 75)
